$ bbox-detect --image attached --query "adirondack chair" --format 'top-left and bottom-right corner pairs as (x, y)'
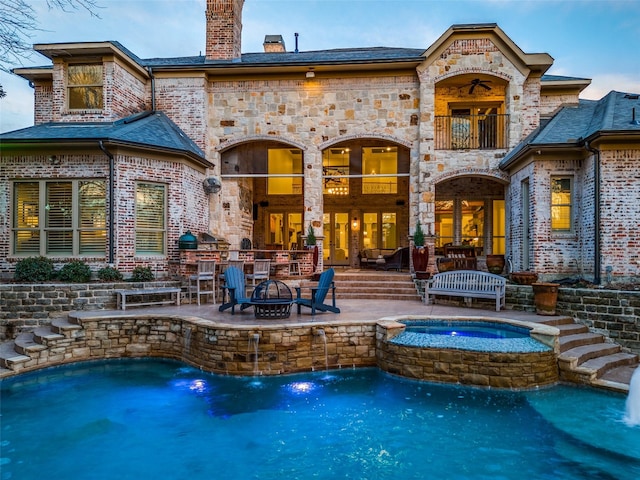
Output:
(294, 268), (340, 315)
(218, 266), (252, 314)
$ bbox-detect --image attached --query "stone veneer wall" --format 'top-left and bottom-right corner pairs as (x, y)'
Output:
(507, 284), (640, 354)
(0, 281), (180, 340)
(6, 314), (377, 377)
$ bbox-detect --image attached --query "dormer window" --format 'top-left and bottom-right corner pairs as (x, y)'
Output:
(68, 64), (103, 110)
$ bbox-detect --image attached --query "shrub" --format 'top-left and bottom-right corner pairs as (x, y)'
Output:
(130, 265), (154, 282)
(413, 221), (425, 247)
(14, 256), (55, 282)
(58, 260), (92, 283)
(97, 266), (124, 282)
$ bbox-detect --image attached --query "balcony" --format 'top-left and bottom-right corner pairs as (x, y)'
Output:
(435, 114), (509, 150)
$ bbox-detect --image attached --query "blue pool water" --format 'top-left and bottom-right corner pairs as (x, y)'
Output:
(1, 359), (639, 480)
(391, 320), (550, 353)
(403, 320), (529, 339)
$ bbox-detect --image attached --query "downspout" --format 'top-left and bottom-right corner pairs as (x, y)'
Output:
(99, 141), (116, 265)
(147, 67), (156, 110)
(585, 141), (601, 284)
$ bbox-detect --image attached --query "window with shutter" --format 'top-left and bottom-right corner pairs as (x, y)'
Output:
(12, 179), (106, 256)
(135, 183), (166, 255)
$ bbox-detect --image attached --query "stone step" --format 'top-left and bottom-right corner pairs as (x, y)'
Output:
(577, 352), (639, 380)
(337, 286), (418, 294)
(33, 326), (65, 345)
(0, 341), (30, 369)
(536, 316), (579, 327)
(596, 363), (639, 389)
(559, 332), (605, 352)
(337, 293), (421, 301)
(14, 332), (47, 355)
(555, 322), (590, 337)
(51, 317), (83, 335)
(558, 343), (622, 369)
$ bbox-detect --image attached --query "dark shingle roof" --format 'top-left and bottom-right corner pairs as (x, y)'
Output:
(0, 111), (208, 164)
(142, 47), (425, 68)
(500, 91), (640, 169)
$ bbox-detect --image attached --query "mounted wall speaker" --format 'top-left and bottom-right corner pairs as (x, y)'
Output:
(203, 177), (222, 194)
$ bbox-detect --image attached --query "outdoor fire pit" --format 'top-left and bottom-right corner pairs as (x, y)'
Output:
(250, 280), (293, 319)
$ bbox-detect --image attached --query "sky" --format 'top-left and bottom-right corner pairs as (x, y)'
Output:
(1, 0), (639, 133)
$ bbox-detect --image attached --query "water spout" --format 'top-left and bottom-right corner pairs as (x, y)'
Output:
(183, 327), (192, 357)
(624, 366), (640, 427)
(315, 328), (329, 373)
(249, 333), (260, 376)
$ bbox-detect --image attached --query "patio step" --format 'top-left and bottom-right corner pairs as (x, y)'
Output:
(558, 332), (605, 351)
(332, 272), (421, 301)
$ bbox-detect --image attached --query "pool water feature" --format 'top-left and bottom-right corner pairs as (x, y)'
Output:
(2, 359), (638, 480)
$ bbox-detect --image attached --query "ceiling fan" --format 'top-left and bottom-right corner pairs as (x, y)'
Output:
(466, 78), (492, 94)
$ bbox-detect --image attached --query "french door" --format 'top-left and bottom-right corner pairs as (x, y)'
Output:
(322, 212), (350, 265)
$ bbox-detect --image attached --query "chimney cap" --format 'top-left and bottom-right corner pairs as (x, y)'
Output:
(263, 35), (286, 53)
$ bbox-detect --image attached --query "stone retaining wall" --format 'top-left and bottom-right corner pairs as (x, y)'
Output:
(507, 284), (640, 354)
(0, 282), (180, 340)
(9, 313), (377, 377)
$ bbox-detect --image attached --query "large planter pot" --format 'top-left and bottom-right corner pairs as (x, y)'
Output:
(510, 271), (538, 285)
(486, 254), (505, 275)
(437, 257), (455, 273)
(532, 282), (560, 316)
(307, 245), (319, 273)
(412, 247), (429, 275)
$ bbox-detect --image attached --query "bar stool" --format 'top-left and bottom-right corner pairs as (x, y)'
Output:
(188, 260), (216, 305)
(288, 259), (301, 276)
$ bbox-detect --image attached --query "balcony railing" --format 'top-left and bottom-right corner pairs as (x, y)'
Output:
(434, 114), (509, 150)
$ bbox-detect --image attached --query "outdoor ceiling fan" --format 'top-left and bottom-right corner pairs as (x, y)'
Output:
(465, 78), (492, 94)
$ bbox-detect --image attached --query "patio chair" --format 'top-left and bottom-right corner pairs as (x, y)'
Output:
(294, 268), (340, 315)
(188, 260), (217, 305)
(246, 259), (270, 287)
(218, 266), (252, 314)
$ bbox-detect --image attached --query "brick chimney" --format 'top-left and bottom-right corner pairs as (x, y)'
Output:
(263, 35), (286, 53)
(205, 0), (244, 61)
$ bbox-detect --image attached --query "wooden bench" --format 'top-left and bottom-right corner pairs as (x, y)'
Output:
(114, 287), (182, 310)
(424, 270), (506, 311)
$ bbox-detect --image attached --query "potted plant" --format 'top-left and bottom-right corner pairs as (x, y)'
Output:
(306, 224), (319, 277)
(412, 221), (429, 279)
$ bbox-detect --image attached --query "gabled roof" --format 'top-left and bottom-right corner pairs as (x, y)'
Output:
(422, 23), (554, 76)
(500, 91), (640, 169)
(0, 111), (209, 166)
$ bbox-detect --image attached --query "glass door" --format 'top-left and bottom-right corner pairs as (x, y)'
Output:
(322, 212), (350, 265)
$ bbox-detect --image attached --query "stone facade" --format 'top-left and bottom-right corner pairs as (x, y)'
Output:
(1, 1), (639, 286)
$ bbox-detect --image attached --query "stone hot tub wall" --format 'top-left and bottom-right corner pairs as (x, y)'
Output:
(375, 320), (559, 389)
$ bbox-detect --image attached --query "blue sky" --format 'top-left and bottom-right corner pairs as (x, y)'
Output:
(1, 0), (639, 133)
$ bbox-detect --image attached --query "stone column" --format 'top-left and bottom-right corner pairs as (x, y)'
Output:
(303, 147), (324, 271)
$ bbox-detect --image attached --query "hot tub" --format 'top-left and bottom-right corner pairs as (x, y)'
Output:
(376, 317), (560, 389)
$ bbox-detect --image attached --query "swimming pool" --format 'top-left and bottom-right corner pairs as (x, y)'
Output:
(2, 359), (638, 479)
